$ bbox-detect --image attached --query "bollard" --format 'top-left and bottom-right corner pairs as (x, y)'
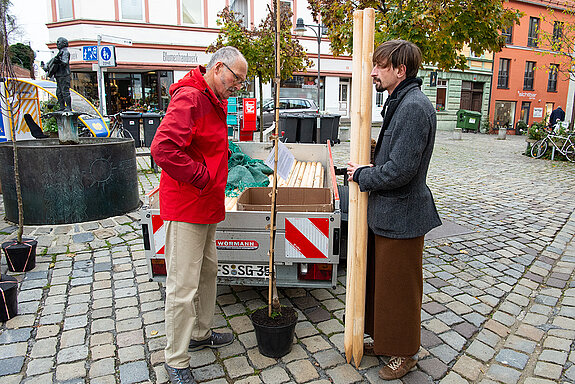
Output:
(497, 128), (507, 140)
(453, 128), (462, 140)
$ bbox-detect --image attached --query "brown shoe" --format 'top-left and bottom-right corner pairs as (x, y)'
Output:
(378, 356), (417, 380)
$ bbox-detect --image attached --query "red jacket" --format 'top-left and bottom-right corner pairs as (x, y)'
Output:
(151, 66), (228, 224)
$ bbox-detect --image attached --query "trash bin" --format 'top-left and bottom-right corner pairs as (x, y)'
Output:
(319, 114), (342, 144)
(142, 112), (162, 147)
(456, 109), (482, 133)
(298, 114), (318, 143)
(120, 111), (142, 147)
(279, 114), (299, 143)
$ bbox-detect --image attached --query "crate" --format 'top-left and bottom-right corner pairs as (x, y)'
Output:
(237, 187), (333, 212)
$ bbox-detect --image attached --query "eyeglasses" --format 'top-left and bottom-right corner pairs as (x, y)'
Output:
(221, 62), (249, 89)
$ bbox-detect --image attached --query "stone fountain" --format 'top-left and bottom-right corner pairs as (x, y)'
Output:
(0, 112), (140, 225)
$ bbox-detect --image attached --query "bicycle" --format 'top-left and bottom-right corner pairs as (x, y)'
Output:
(530, 131), (575, 162)
(107, 112), (135, 140)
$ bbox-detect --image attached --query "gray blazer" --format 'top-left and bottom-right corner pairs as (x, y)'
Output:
(356, 80), (441, 239)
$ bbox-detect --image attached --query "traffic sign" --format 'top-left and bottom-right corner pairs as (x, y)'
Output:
(98, 45), (116, 67)
(83, 46), (98, 61)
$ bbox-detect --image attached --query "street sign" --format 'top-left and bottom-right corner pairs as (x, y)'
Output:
(99, 34), (133, 46)
(83, 46), (98, 61)
(98, 45), (116, 67)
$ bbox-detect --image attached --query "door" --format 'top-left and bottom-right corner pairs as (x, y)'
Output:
(520, 102), (531, 125)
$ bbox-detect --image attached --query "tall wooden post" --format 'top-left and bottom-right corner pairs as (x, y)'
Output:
(344, 8), (375, 368)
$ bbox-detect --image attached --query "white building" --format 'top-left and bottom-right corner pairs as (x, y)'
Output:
(45, 0), (387, 121)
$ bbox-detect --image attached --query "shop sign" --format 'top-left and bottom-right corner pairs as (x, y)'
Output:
(533, 107), (543, 118)
(517, 90), (536, 100)
(162, 52), (198, 63)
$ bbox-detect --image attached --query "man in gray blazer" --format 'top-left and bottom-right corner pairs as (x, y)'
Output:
(347, 39), (441, 380)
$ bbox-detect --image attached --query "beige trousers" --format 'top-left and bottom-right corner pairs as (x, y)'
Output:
(164, 221), (218, 368)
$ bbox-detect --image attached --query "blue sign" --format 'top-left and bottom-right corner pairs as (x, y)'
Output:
(83, 46), (98, 61)
(100, 46), (112, 61)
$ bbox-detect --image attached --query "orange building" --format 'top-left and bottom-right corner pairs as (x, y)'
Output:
(490, 0), (574, 134)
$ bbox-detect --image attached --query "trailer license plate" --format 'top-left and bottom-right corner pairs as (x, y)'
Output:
(218, 263), (269, 278)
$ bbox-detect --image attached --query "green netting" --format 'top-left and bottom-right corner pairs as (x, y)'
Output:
(226, 141), (273, 197)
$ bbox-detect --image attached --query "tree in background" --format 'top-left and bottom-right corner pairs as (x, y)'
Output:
(9, 42), (35, 71)
(307, 0), (521, 71)
(208, 5), (312, 141)
(537, 7), (575, 127)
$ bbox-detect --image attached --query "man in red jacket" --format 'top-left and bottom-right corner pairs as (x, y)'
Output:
(151, 46), (247, 384)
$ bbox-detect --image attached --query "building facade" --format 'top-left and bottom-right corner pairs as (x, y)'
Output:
(45, 0), (362, 119)
(490, 0), (575, 133)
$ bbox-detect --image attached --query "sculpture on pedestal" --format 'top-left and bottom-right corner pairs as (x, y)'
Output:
(41, 37), (71, 111)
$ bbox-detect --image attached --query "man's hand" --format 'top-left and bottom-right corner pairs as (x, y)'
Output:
(347, 161), (373, 182)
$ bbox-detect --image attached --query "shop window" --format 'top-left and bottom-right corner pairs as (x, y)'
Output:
(502, 26), (513, 44)
(528, 17), (539, 47)
(57, 0), (73, 20)
(497, 58), (510, 89)
(436, 79), (447, 111)
(231, 0), (249, 27)
(121, 0), (143, 21)
(182, 0), (203, 25)
(494, 101), (515, 129)
(547, 64), (558, 92)
(524, 61), (535, 91)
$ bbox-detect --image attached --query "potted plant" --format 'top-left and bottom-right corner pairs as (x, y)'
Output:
(0, 3), (37, 272)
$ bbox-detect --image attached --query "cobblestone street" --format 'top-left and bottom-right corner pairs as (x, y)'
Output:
(1, 130), (574, 384)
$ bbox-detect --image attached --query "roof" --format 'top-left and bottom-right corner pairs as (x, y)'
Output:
(515, 0), (575, 11)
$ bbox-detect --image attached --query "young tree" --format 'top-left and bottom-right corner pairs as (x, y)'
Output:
(0, 0), (24, 242)
(307, 0), (521, 71)
(208, 6), (312, 141)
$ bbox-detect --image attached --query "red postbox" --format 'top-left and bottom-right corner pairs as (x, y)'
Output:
(239, 98), (257, 141)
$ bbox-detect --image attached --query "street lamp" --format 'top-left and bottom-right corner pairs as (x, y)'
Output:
(295, 17), (326, 143)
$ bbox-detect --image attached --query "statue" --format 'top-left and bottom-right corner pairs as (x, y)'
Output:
(41, 37), (72, 111)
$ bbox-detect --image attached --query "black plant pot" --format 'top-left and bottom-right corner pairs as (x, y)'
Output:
(251, 306), (297, 358)
(2, 238), (37, 272)
(0, 274), (18, 322)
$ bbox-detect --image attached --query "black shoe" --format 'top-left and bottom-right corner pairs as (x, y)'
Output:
(188, 331), (234, 351)
(164, 363), (195, 384)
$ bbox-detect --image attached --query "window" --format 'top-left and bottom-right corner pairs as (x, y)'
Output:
(436, 79), (447, 111)
(502, 26), (513, 44)
(280, 0), (292, 12)
(498, 58), (510, 89)
(230, 0), (249, 27)
(552, 21), (563, 50)
(57, 0), (73, 20)
(528, 17), (539, 47)
(548, 64), (558, 92)
(376, 92), (385, 107)
(182, 0), (203, 25)
(121, 0), (143, 21)
(338, 81), (348, 111)
(524, 61), (535, 90)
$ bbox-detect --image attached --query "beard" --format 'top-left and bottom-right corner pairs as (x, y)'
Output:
(373, 78), (385, 92)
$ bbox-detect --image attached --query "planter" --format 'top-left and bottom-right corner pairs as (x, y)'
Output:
(2, 238), (37, 272)
(251, 306), (297, 358)
(497, 128), (507, 140)
(0, 274), (18, 322)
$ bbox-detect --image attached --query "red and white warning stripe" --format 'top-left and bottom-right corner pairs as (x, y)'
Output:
(152, 214), (165, 255)
(285, 217), (329, 259)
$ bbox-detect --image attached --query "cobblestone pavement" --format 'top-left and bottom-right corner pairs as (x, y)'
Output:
(1, 130), (575, 384)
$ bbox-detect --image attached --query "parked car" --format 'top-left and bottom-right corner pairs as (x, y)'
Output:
(257, 98), (319, 130)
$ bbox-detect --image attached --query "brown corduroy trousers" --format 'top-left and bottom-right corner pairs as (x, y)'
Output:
(364, 231), (424, 357)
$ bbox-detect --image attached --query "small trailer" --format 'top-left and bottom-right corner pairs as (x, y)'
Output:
(141, 141), (344, 289)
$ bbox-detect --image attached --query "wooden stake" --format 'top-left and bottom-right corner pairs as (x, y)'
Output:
(344, 9), (364, 364)
(352, 8), (375, 368)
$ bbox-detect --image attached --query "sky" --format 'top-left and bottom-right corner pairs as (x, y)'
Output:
(9, 0), (52, 62)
